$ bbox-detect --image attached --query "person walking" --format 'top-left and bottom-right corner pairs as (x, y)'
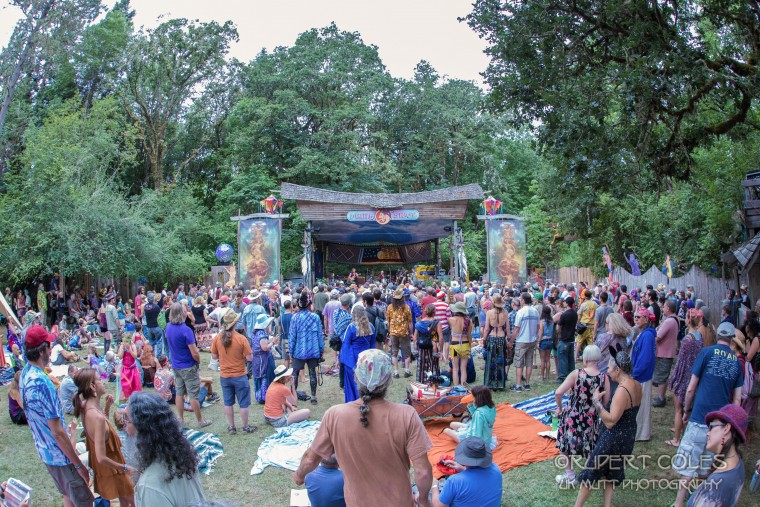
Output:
(340, 306), (375, 402)
(293, 349), (433, 507)
(387, 288), (414, 379)
(165, 303), (211, 429)
(251, 312), (278, 403)
(211, 308), (256, 435)
(289, 292), (324, 405)
(412, 304), (441, 384)
(19, 325), (94, 506)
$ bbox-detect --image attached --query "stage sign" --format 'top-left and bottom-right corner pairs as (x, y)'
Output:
(347, 209), (419, 224)
(238, 218), (281, 287)
(486, 219), (527, 285)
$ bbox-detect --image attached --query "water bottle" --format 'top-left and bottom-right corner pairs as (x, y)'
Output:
(552, 414), (559, 432)
(750, 469), (760, 493)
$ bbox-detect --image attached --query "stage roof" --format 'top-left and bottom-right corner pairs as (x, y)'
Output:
(281, 183), (484, 245)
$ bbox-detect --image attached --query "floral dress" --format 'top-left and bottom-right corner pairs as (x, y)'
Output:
(556, 368), (606, 457)
(668, 331), (702, 405)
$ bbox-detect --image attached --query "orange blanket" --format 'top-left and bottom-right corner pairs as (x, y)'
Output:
(424, 402), (558, 473)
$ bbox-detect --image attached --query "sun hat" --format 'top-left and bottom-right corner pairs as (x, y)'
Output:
(273, 365), (293, 383)
(25, 325), (56, 348)
(454, 437), (493, 468)
(219, 295), (229, 303)
(355, 349), (393, 392)
(249, 289), (261, 301)
(392, 288), (404, 300)
(491, 295), (505, 308)
(716, 322), (736, 340)
(450, 302), (467, 315)
(705, 404), (749, 443)
(330, 289), (340, 299)
(253, 313), (274, 331)
(220, 308), (241, 331)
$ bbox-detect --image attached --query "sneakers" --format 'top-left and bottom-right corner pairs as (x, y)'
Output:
(393, 371), (400, 379)
(201, 401), (214, 408)
(509, 384), (523, 392)
(242, 425), (257, 434)
(652, 397), (666, 408)
(523, 384), (531, 391)
(310, 397), (318, 405)
(227, 426), (237, 435)
(403, 370), (412, 378)
(555, 473), (578, 487)
(207, 393), (221, 403)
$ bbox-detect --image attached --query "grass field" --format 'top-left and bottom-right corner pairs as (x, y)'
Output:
(1, 347), (758, 507)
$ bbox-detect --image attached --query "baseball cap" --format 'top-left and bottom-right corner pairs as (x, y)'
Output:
(219, 295), (229, 303)
(716, 322), (735, 340)
(25, 325), (56, 348)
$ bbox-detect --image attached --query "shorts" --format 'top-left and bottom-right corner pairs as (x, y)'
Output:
(673, 422), (713, 478)
(99, 326), (108, 333)
(281, 338), (290, 361)
(220, 375), (251, 408)
(539, 339), (554, 351)
(46, 463), (95, 506)
(442, 327), (452, 344)
(52, 354), (67, 366)
(265, 414), (289, 428)
(576, 327), (594, 347)
(174, 364), (201, 399)
(391, 334), (412, 360)
(652, 357), (674, 386)
(450, 343), (471, 358)
(513, 342), (536, 368)
(292, 358), (320, 370)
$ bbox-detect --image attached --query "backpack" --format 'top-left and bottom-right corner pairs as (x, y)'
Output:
(416, 320), (437, 349)
(157, 309), (167, 330)
(367, 306), (387, 340)
(741, 359), (755, 401)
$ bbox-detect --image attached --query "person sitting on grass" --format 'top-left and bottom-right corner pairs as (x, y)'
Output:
(443, 385), (497, 449)
(305, 454), (346, 507)
(153, 355), (176, 403)
(431, 437), (502, 507)
(103, 350), (121, 382)
(263, 365), (311, 428)
(50, 336), (80, 365)
(8, 370), (27, 425)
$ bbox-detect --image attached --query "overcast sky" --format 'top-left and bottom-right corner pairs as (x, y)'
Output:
(0, 0), (490, 85)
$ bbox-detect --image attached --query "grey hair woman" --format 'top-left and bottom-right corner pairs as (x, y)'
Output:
(127, 392), (206, 506)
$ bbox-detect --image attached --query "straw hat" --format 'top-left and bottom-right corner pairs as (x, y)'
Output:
(392, 288), (404, 300)
(273, 365), (293, 383)
(220, 308), (241, 331)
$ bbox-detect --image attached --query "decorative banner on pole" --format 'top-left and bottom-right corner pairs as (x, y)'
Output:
(481, 196), (503, 216)
(260, 195), (283, 214)
(485, 218), (527, 285)
(238, 218), (281, 287)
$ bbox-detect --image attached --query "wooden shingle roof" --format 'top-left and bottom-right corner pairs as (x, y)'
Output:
(725, 234), (760, 271)
(280, 182), (484, 208)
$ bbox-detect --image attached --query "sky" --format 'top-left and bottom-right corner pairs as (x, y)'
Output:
(0, 0), (490, 85)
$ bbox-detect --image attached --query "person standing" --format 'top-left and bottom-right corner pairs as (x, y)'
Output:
(631, 307), (656, 442)
(554, 297), (578, 383)
(289, 292), (324, 405)
(483, 295), (509, 390)
(251, 313), (278, 403)
(19, 325), (94, 506)
(576, 290), (598, 360)
(293, 349), (433, 507)
(509, 293), (539, 392)
(673, 322), (744, 507)
(211, 309), (256, 435)
(322, 290), (341, 339)
(105, 293), (123, 350)
(165, 303), (211, 429)
(666, 309), (704, 448)
(433, 290), (452, 360)
(142, 293), (165, 359)
(332, 294), (353, 389)
(340, 306), (375, 402)
(313, 285), (329, 325)
(387, 288), (414, 379)
(37, 283), (48, 329)
(652, 300), (680, 408)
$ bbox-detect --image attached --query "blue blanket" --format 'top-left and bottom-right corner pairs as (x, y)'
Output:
(182, 428), (224, 475)
(512, 391), (569, 425)
(250, 420), (321, 475)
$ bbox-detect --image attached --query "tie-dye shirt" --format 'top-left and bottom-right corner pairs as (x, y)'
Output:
(20, 364), (70, 466)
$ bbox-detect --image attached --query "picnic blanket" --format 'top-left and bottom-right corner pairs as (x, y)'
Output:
(0, 365), (14, 386)
(250, 420), (321, 475)
(512, 391), (569, 424)
(424, 402), (558, 475)
(182, 428), (224, 475)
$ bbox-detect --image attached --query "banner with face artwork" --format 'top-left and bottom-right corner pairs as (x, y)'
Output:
(486, 218), (527, 285)
(238, 218), (281, 287)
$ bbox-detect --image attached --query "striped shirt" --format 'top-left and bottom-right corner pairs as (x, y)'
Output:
(433, 301), (452, 330)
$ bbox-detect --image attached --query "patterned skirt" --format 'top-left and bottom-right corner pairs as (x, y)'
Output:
(484, 336), (508, 390)
(194, 323), (214, 350)
(416, 347), (440, 383)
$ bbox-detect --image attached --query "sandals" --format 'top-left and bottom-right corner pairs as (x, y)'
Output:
(197, 419), (212, 429)
(228, 426), (237, 435)
(242, 425), (258, 434)
(664, 439), (680, 447)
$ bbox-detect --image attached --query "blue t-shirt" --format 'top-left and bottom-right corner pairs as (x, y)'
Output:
(280, 312), (293, 338)
(690, 344), (743, 424)
(686, 459), (743, 507)
(165, 323), (198, 369)
(20, 364), (70, 466)
(438, 463), (502, 507)
(305, 465), (346, 507)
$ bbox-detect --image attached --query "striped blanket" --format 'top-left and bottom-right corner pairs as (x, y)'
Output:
(183, 428), (224, 475)
(512, 391), (569, 424)
(250, 420), (321, 475)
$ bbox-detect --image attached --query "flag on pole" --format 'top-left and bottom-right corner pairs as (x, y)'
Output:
(664, 255), (673, 279)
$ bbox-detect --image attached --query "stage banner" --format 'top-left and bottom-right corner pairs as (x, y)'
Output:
(361, 246), (403, 264)
(238, 218), (281, 287)
(486, 219), (527, 285)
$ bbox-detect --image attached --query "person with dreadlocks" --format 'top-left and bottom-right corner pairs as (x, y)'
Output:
(293, 349), (433, 507)
(289, 291), (324, 405)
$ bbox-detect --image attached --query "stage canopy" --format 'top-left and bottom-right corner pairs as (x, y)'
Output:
(280, 183), (484, 246)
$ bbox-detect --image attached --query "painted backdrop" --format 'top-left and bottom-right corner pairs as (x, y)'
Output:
(238, 218), (280, 287)
(486, 219), (527, 285)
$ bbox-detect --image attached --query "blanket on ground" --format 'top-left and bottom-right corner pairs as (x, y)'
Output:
(512, 391), (569, 424)
(250, 420), (321, 475)
(183, 428), (223, 475)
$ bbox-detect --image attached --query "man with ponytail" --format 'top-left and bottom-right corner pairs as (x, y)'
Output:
(293, 349), (433, 507)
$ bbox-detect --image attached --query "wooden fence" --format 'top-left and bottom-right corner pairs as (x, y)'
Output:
(547, 265), (740, 326)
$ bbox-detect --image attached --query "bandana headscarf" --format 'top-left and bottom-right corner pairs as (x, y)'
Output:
(355, 349), (393, 393)
(636, 307), (655, 322)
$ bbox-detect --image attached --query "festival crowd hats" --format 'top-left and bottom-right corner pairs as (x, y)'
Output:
(273, 365), (293, 382)
(221, 308), (241, 331)
(249, 289), (261, 301)
(716, 322), (736, 339)
(392, 288), (404, 300)
(355, 349), (393, 392)
(25, 325), (56, 348)
(705, 404), (748, 443)
(450, 302), (468, 315)
(455, 437), (493, 468)
(635, 307), (655, 322)
(253, 313), (274, 331)
(436, 291), (446, 299)
(219, 295), (230, 303)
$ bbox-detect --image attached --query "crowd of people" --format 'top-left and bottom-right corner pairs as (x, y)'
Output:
(5, 274), (760, 506)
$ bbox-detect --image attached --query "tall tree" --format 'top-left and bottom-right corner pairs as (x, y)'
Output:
(120, 18), (238, 188)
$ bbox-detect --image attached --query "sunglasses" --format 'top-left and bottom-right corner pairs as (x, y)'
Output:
(708, 422), (726, 431)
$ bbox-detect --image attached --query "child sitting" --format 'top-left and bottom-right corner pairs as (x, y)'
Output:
(9, 344), (25, 371)
(102, 350), (121, 382)
(443, 385), (497, 449)
(8, 371), (27, 425)
(153, 355), (176, 404)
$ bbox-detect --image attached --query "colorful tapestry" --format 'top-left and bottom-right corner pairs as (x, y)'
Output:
(486, 219), (527, 285)
(182, 428), (224, 475)
(250, 420), (321, 475)
(361, 246), (403, 264)
(238, 218), (281, 287)
(512, 391), (569, 424)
